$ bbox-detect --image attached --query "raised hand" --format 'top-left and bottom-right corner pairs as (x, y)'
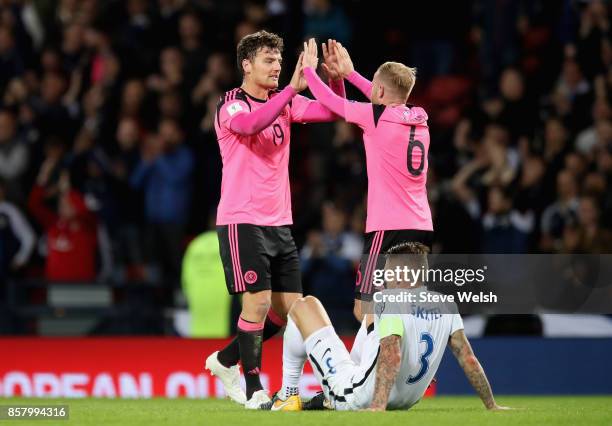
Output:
(333, 41), (354, 78)
(302, 38), (318, 69)
(289, 51), (307, 92)
(36, 157), (59, 186)
(321, 39), (342, 81)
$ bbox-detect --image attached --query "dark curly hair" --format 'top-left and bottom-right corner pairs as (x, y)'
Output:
(236, 30), (284, 75)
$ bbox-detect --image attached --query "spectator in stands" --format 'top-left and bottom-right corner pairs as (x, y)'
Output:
(513, 154), (547, 220)
(328, 121), (367, 208)
(28, 160), (99, 282)
(0, 179), (35, 281)
(575, 100), (611, 158)
(147, 47), (185, 95)
(190, 53), (234, 132)
(301, 202), (362, 332)
(542, 118), (571, 200)
(303, 0), (352, 44)
(555, 59), (593, 133)
(479, 131), (517, 188)
(67, 131), (118, 273)
(582, 172), (609, 223)
(157, 90), (183, 123)
(451, 131), (516, 212)
(482, 186), (534, 253)
(156, 0), (183, 47)
(130, 118), (193, 288)
(565, 152), (588, 181)
(31, 71), (79, 143)
(496, 68), (537, 140)
(178, 11), (209, 90)
(191, 92), (222, 232)
(0, 110), (28, 202)
(111, 117), (145, 276)
(235, 20), (258, 46)
(119, 0), (156, 75)
(472, 0), (522, 95)
(242, 0), (269, 28)
(60, 23), (85, 73)
(0, 26), (24, 93)
(120, 79), (148, 122)
(540, 170), (580, 253)
(595, 145), (612, 229)
(563, 195), (612, 254)
(574, 0), (609, 80)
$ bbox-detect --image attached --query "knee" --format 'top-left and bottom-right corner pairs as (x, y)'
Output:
(289, 295), (319, 321)
(245, 292), (272, 318)
(353, 301), (363, 322)
(271, 293), (302, 319)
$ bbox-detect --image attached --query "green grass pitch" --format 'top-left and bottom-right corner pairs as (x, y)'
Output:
(1, 396), (611, 426)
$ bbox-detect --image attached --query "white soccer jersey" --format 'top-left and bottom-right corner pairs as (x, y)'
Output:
(307, 296), (463, 411)
(372, 303), (464, 409)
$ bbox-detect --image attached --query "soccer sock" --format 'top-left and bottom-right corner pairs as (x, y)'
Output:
(237, 317), (265, 400)
(263, 308), (287, 339)
(217, 337), (240, 368)
(217, 310), (286, 368)
(280, 317), (306, 399)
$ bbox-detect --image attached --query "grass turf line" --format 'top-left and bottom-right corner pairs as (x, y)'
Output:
(0, 396), (611, 426)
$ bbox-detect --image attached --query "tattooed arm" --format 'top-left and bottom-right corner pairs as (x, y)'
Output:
(370, 334), (401, 411)
(448, 329), (508, 410)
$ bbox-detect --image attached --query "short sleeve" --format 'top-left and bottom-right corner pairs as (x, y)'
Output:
(344, 100), (374, 129)
(450, 314), (464, 336)
(378, 315), (404, 339)
(216, 99), (250, 130)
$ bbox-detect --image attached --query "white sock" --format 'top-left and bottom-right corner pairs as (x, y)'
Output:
(280, 317), (305, 399)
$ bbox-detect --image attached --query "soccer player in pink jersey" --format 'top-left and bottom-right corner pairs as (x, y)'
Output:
(204, 31), (346, 409)
(300, 39), (434, 321)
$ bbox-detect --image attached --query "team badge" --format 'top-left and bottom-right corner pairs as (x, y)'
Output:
(244, 270), (258, 284)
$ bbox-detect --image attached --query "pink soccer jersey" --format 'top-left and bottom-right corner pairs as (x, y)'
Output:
(345, 101), (433, 232)
(214, 86), (339, 226)
(303, 67), (433, 233)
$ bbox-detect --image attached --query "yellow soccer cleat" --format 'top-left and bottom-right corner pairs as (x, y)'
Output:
(259, 393), (303, 411)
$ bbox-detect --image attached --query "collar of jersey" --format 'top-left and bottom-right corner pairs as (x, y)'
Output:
(240, 89), (268, 103)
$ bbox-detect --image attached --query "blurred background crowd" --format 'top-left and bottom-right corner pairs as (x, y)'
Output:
(0, 0), (611, 335)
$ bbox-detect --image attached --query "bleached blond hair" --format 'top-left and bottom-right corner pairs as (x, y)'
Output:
(376, 62), (417, 98)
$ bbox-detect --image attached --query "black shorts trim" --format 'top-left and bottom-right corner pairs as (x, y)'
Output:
(217, 224), (302, 295)
(355, 229), (433, 299)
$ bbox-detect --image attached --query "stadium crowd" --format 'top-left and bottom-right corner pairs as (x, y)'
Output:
(0, 0), (610, 334)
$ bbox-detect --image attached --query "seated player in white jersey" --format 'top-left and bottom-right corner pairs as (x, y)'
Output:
(261, 242), (510, 411)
